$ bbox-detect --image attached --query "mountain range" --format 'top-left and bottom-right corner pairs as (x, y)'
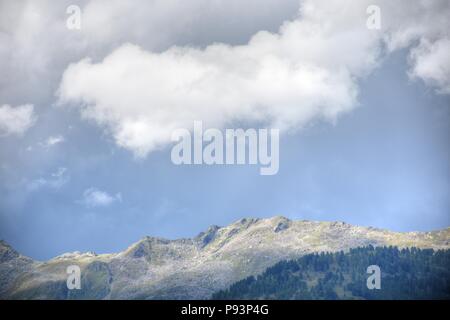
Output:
(1, 216), (449, 299)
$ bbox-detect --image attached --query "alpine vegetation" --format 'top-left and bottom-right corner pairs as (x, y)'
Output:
(213, 246), (450, 300)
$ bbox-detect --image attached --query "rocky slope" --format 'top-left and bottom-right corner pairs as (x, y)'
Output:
(1, 216), (449, 299)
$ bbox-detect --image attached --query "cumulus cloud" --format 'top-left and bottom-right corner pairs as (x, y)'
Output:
(57, 0), (450, 158)
(379, 0), (450, 94)
(0, 0), (299, 103)
(0, 104), (36, 136)
(80, 187), (122, 207)
(1, 1), (448, 157)
(408, 38), (450, 94)
(58, 1), (381, 157)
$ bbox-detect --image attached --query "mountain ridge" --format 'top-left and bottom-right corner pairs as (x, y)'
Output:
(1, 216), (449, 299)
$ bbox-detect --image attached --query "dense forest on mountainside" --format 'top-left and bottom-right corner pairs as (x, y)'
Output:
(213, 246), (450, 300)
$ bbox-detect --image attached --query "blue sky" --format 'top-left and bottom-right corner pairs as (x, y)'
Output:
(0, 0), (449, 260)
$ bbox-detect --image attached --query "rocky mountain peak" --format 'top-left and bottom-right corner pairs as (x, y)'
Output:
(0, 240), (19, 263)
(195, 225), (221, 247)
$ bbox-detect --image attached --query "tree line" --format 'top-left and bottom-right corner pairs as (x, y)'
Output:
(212, 246), (450, 300)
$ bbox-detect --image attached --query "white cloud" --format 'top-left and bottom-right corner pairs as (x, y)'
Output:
(80, 187), (122, 208)
(57, 0), (450, 158)
(1, 1), (448, 157)
(58, 1), (381, 157)
(379, 1), (450, 94)
(408, 38), (450, 94)
(40, 135), (65, 148)
(28, 167), (69, 191)
(0, 104), (36, 136)
(0, 0), (299, 103)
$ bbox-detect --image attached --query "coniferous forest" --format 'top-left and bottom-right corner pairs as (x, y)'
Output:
(212, 246), (450, 300)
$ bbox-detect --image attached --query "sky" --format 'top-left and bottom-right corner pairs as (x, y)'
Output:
(0, 0), (449, 260)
